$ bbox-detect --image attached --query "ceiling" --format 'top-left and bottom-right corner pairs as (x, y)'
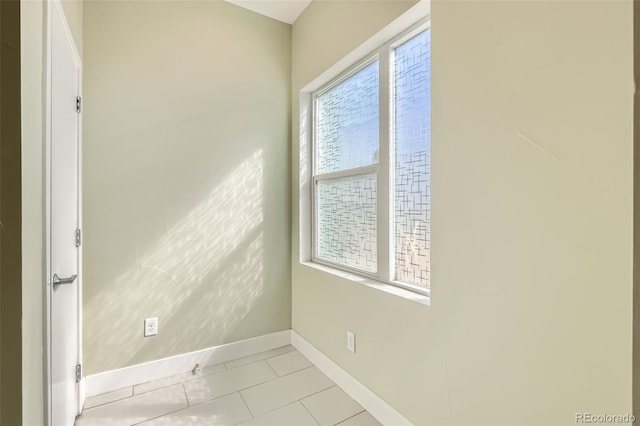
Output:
(224, 0), (312, 24)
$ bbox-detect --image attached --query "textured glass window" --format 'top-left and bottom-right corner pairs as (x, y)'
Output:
(316, 61), (379, 174)
(316, 174), (377, 272)
(393, 29), (431, 288)
(310, 23), (430, 295)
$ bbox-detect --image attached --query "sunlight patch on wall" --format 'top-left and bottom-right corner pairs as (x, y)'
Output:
(85, 150), (265, 372)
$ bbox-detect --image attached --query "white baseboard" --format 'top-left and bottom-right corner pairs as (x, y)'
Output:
(84, 330), (291, 397)
(291, 330), (413, 426)
(84, 329), (409, 426)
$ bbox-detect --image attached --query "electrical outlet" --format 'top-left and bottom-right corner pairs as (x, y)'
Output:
(144, 317), (158, 337)
(347, 331), (356, 353)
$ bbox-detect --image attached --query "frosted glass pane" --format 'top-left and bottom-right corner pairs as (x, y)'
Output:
(316, 61), (379, 174)
(316, 174), (377, 272)
(394, 29), (430, 288)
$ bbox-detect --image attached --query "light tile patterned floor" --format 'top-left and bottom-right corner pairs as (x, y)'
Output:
(75, 346), (381, 426)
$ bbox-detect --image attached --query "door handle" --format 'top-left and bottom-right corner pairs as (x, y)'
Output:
(53, 273), (77, 289)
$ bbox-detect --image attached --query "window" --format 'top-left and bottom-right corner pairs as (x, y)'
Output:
(311, 22), (431, 295)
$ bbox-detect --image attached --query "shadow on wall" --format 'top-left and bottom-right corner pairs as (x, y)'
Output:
(84, 150), (265, 371)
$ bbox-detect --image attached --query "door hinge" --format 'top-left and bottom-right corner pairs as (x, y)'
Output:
(75, 229), (82, 247)
(75, 364), (82, 383)
(76, 96), (82, 113)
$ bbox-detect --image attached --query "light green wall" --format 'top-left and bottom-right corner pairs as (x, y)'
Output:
(83, 1), (292, 375)
(61, 0), (82, 57)
(291, 1), (633, 424)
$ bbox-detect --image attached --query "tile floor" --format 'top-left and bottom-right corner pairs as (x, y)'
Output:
(75, 346), (382, 426)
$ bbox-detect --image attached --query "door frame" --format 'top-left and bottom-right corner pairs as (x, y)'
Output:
(43, 0), (84, 424)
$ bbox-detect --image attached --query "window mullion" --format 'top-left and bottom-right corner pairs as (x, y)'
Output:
(377, 47), (391, 283)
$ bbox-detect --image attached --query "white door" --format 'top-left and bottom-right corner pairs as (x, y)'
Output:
(50, 3), (82, 425)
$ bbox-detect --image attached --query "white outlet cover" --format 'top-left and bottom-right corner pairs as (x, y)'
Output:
(145, 317), (158, 337)
(347, 331), (355, 353)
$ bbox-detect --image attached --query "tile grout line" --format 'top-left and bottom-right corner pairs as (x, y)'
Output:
(129, 389), (191, 425)
(131, 365), (227, 397)
(83, 388), (134, 411)
(131, 389), (255, 424)
(217, 363), (316, 399)
(222, 363), (334, 418)
(183, 383), (191, 407)
(127, 346), (296, 398)
(80, 385), (189, 425)
(176, 361), (276, 410)
(137, 367), (317, 425)
(130, 404), (190, 426)
(237, 390), (256, 418)
(127, 356), (307, 405)
(299, 399), (322, 426)
(175, 386), (262, 412)
(334, 409), (367, 426)
(238, 400), (310, 425)
(225, 346), (296, 370)
(303, 384), (337, 400)
(264, 359), (279, 376)
(237, 380), (336, 421)
(277, 364), (316, 378)
(266, 355), (315, 377)
(298, 384), (338, 405)
(229, 349), (293, 368)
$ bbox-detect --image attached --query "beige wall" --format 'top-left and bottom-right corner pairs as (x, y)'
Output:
(83, 1), (291, 375)
(292, 1), (634, 424)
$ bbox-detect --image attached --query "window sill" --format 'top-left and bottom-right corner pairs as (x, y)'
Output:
(300, 261), (430, 306)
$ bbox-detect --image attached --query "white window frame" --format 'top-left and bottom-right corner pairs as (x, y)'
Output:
(308, 18), (430, 297)
(310, 53), (382, 280)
